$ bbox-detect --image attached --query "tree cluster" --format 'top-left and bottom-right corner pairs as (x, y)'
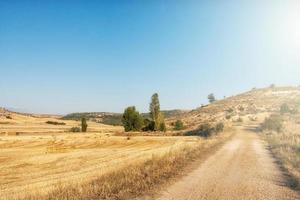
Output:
(122, 93), (166, 132)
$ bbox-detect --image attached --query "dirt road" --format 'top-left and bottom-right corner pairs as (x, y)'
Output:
(152, 126), (299, 200)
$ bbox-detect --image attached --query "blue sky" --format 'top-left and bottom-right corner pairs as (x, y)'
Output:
(1, 0), (300, 114)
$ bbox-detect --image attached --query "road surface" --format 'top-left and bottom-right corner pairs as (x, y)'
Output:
(150, 126), (299, 200)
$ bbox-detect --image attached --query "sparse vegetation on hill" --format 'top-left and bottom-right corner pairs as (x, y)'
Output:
(167, 86), (300, 130)
(280, 103), (290, 114)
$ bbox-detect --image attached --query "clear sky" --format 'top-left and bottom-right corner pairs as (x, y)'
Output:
(1, 0), (300, 114)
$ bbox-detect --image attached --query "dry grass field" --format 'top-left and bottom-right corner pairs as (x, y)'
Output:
(0, 109), (122, 135)
(0, 108), (233, 199)
(0, 129), (233, 199)
(262, 114), (300, 189)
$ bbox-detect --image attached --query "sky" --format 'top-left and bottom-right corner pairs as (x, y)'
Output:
(0, 0), (300, 114)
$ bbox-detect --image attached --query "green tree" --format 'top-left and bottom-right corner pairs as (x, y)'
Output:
(122, 106), (144, 132)
(149, 93), (163, 131)
(174, 120), (184, 130)
(208, 93), (216, 103)
(81, 118), (88, 132)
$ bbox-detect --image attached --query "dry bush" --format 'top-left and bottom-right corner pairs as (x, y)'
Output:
(261, 114), (283, 132)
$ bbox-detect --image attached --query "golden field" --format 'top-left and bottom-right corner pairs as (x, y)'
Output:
(0, 110), (122, 135)
(0, 109), (233, 199)
(0, 131), (232, 199)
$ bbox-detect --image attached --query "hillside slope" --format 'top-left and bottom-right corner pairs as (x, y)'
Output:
(169, 86), (300, 130)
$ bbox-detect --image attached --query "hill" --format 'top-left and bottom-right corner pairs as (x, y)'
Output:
(169, 86), (300, 130)
(0, 108), (122, 135)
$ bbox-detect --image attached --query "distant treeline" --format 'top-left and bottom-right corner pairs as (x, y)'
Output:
(61, 110), (187, 126)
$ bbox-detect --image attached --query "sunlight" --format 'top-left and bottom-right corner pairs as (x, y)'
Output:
(282, 3), (300, 50)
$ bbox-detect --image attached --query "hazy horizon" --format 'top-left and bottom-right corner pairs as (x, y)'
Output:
(1, 0), (300, 114)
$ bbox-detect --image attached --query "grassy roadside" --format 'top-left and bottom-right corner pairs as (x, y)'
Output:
(20, 131), (234, 200)
(261, 115), (300, 190)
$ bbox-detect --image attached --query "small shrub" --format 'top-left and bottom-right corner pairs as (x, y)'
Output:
(46, 121), (66, 125)
(225, 115), (231, 120)
(238, 106), (245, 112)
(159, 122), (167, 132)
(280, 103), (290, 114)
(215, 122), (224, 133)
(261, 115), (283, 132)
(186, 123), (215, 137)
(174, 120), (184, 131)
(70, 127), (81, 133)
(6, 115), (12, 119)
(237, 117), (243, 122)
(226, 108), (234, 113)
(249, 116), (257, 121)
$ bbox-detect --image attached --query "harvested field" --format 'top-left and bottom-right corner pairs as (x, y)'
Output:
(0, 131), (232, 199)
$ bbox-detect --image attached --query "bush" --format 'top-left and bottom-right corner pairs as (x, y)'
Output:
(186, 123), (215, 137)
(237, 117), (243, 122)
(225, 115), (231, 120)
(70, 127), (81, 133)
(238, 106), (245, 112)
(174, 120), (184, 131)
(226, 108), (234, 113)
(122, 106), (144, 132)
(280, 103), (290, 114)
(46, 121), (66, 125)
(142, 118), (155, 131)
(215, 122), (224, 133)
(6, 115), (12, 119)
(159, 122), (167, 132)
(81, 118), (88, 132)
(261, 115), (283, 132)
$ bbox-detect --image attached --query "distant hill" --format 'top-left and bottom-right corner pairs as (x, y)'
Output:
(62, 109), (189, 126)
(62, 112), (123, 126)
